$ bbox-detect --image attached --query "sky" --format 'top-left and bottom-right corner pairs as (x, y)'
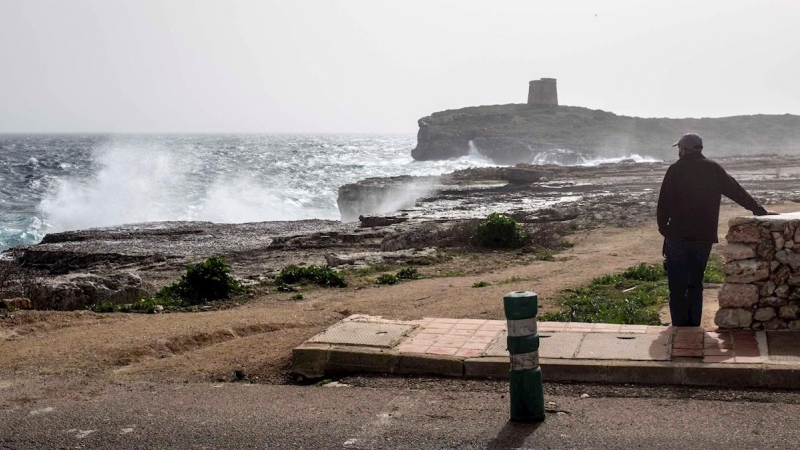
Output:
(1, 0), (799, 133)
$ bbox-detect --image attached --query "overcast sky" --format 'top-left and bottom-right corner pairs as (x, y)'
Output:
(1, 0), (799, 133)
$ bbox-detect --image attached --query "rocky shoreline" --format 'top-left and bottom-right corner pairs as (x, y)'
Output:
(3, 154), (800, 310)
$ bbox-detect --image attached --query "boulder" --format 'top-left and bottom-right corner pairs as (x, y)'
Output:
(27, 272), (152, 311)
(718, 283), (759, 308)
(715, 308), (753, 329)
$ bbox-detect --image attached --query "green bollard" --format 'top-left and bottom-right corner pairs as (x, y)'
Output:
(504, 291), (545, 422)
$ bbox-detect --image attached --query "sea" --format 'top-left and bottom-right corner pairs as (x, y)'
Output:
(0, 134), (659, 251)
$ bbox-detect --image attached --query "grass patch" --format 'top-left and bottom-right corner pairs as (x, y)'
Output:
(474, 213), (530, 249)
(497, 276), (532, 286)
(534, 248), (556, 262)
(472, 281), (491, 288)
(704, 254), (724, 283)
(539, 263), (668, 325)
(396, 267), (420, 280)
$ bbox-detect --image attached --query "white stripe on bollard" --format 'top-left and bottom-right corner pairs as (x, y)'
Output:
(510, 351), (539, 370)
(507, 317), (538, 337)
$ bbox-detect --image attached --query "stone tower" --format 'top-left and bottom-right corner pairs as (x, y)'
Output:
(527, 78), (558, 106)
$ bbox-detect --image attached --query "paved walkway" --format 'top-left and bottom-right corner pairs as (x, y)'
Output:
(293, 315), (800, 388)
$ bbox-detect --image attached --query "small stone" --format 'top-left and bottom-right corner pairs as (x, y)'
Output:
(790, 288), (800, 301)
(714, 308), (753, 329)
(760, 281), (776, 297)
(786, 240), (795, 250)
(756, 242), (776, 261)
(772, 266), (791, 285)
(721, 244), (756, 261)
(726, 225), (761, 243)
(154, 305), (164, 312)
(789, 320), (800, 330)
(791, 274), (800, 287)
(580, 393), (590, 399)
(773, 232), (785, 251)
(760, 296), (787, 308)
(779, 303), (799, 320)
(718, 283), (759, 308)
(776, 284), (791, 299)
(754, 307), (777, 322)
(762, 317), (786, 330)
(723, 260), (770, 283)
(795, 226), (800, 243)
(771, 261), (781, 272)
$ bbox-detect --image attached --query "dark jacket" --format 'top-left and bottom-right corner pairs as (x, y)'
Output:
(657, 152), (766, 243)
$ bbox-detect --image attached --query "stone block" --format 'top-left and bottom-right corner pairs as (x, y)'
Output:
(723, 260), (769, 283)
(729, 216), (758, 227)
(291, 343), (331, 379)
(754, 307), (777, 322)
(776, 249), (800, 271)
(779, 303), (799, 320)
(772, 232), (785, 250)
(397, 354), (464, 377)
(718, 283), (759, 308)
(721, 243), (756, 261)
(714, 308), (753, 329)
(726, 225), (761, 243)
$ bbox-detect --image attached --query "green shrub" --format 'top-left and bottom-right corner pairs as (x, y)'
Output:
(376, 274), (399, 285)
(290, 293), (305, 300)
(703, 254), (725, 283)
(170, 256), (242, 305)
(473, 213), (530, 249)
(472, 281), (491, 288)
(276, 265), (347, 288)
(396, 267), (420, 280)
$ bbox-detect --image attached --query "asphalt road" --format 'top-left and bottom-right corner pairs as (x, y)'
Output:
(2, 377), (800, 449)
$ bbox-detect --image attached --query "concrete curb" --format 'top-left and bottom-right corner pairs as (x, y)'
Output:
(292, 343), (800, 389)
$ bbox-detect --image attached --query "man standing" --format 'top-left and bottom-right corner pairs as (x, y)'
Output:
(657, 133), (773, 327)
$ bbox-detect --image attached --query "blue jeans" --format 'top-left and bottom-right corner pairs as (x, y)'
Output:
(664, 238), (712, 327)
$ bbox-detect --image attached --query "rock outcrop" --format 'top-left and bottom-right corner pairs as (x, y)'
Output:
(411, 104), (800, 164)
(716, 213), (800, 330)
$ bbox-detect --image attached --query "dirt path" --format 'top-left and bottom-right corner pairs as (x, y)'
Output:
(1, 203), (797, 385)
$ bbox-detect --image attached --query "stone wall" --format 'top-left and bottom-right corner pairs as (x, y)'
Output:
(716, 213), (800, 329)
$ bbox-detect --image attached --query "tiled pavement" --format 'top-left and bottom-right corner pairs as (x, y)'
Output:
(387, 318), (773, 363)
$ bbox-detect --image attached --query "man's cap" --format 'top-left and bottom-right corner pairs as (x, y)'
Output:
(672, 133), (703, 151)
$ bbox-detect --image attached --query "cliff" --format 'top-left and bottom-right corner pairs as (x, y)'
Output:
(411, 104), (800, 164)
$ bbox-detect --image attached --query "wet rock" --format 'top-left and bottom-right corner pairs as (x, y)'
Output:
(718, 283), (759, 308)
(358, 215), (408, 228)
(324, 248), (439, 268)
(715, 308), (753, 329)
(380, 224), (443, 252)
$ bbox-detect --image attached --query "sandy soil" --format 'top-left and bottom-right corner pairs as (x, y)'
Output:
(1, 202), (798, 385)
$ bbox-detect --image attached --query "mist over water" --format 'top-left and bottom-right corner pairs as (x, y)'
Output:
(0, 134), (662, 250)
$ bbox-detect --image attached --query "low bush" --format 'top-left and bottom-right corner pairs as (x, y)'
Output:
(472, 281), (491, 288)
(396, 267), (420, 280)
(376, 274), (399, 285)
(290, 293), (305, 300)
(473, 213), (531, 249)
(276, 265), (347, 288)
